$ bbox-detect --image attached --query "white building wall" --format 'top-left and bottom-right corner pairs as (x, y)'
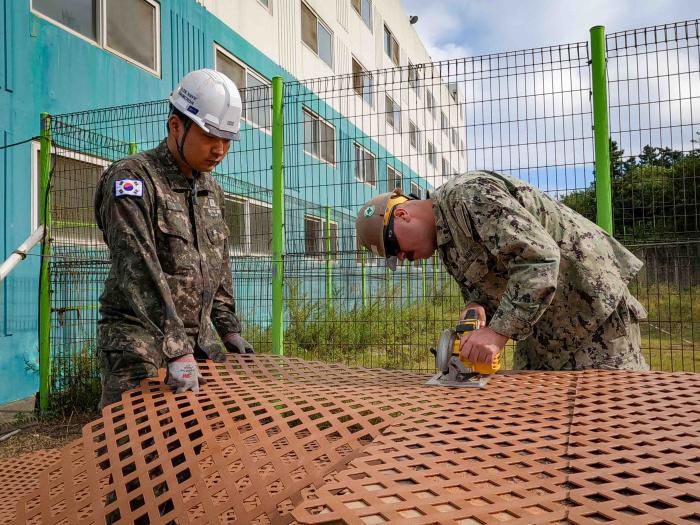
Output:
(201, 0), (466, 185)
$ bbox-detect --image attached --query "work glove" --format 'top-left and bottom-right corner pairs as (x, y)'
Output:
(165, 354), (207, 393)
(223, 333), (255, 354)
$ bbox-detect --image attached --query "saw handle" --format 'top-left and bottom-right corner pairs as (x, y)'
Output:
(454, 309), (502, 374)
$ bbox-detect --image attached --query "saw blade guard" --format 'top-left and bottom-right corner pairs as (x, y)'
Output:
(435, 329), (457, 374)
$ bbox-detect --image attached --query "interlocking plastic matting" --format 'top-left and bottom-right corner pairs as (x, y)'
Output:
(0, 356), (697, 524)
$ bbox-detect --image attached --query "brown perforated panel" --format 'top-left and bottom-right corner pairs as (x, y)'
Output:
(13, 356), (427, 524)
(0, 448), (62, 524)
(4, 358), (699, 525)
(292, 370), (700, 525)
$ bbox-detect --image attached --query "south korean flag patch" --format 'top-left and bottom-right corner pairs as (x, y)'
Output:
(114, 179), (143, 198)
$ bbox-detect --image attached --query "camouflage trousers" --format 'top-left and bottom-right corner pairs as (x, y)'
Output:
(514, 292), (650, 371)
(98, 346), (165, 411)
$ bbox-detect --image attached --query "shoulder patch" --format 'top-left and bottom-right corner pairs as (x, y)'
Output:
(114, 179), (143, 198)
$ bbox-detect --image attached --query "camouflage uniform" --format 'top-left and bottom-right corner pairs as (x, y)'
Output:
(94, 140), (241, 408)
(432, 171), (649, 371)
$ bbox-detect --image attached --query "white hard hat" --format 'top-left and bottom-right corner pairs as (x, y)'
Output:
(169, 68), (242, 141)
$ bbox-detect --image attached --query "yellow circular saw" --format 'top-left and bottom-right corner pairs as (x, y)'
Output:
(427, 309), (502, 388)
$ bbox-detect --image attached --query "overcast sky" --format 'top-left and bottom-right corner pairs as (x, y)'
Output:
(399, 0), (699, 61)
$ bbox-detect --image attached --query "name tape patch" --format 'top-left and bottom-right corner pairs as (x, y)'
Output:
(115, 179), (143, 197)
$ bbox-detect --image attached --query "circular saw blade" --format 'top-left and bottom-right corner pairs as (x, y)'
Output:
(435, 329), (457, 374)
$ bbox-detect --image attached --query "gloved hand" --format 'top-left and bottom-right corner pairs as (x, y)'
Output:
(165, 354), (207, 393)
(223, 333), (255, 354)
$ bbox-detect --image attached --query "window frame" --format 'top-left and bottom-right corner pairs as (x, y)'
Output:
(304, 214), (339, 261)
(223, 194), (274, 257)
(351, 0), (372, 30)
(427, 141), (436, 167)
(301, 1), (334, 69)
(442, 157), (450, 176)
(410, 181), (422, 199)
(31, 141), (110, 244)
(408, 61), (421, 95)
(257, 0), (272, 13)
(426, 89), (436, 117)
(31, 0), (162, 76)
(409, 120), (421, 152)
(353, 142), (377, 187)
(351, 56), (374, 106)
(387, 165), (402, 190)
(385, 94), (401, 132)
(214, 44), (272, 133)
(303, 107), (336, 166)
(383, 24), (400, 66)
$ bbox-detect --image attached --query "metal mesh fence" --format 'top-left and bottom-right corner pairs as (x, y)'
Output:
(605, 19), (700, 371)
(46, 87), (277, 409)
(42, 19), (700, 410)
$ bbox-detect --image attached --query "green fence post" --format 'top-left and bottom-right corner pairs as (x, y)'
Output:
(590, 25), (613, 235)
(38, 113), (52, 413)
(406, 263), (412, 302)
(325, 206), (332, 307)
(361, 251), (367, 308)
(271, 77), (285, 356)
(421, 260), (427, 299)
(129, 143), (138, 155)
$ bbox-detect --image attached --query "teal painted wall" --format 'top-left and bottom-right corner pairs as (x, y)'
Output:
(0, 0), (295, 405)
(0, 0), (430, 405)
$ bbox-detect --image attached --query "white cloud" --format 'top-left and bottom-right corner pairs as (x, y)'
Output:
(401, 0), (700, 57)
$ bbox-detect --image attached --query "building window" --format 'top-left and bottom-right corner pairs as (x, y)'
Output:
(427, 141), (436, 167)
(408, 62), (421, 94)
(303, 108), (336, 164)
(354, 143), (376, 186)
(442, 157), (450, 176)
(351, 0), (372, 30)
(409, 121), (421, 152)
(383, 25), (400, 66)
(32, 0), (160, 74)
(215, 46), (271, 131)
(426, 89), (436, 117)
(352, 58), (373, 106)
(388, 166), (402, 189)
(32, 144), (109, 244)
(410, 181), (422, 199)
(385, 95), (401, 132)
(305, 215), (338, 259)
(257, 0), (272, 11)
(301, 2), (333, 68)
(451, 128), (459, 148)
(223, 196), (272, 256)
(441, 111), (448, 131)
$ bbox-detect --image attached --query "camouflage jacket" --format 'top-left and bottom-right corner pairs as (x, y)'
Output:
(94, 140), (240, 360)
(432, 171), (645, 352)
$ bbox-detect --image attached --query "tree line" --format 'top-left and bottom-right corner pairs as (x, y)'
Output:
(561, 133), (700, 241)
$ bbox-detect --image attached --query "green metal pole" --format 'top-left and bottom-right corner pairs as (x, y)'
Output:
(325, 206), (332, 307)
(361, 251), (367, 308)
(406, 263), (411, 302)
(590, 25), (613, 235)
(271, 77), (285, 356)
(129, 142), (138, 155)
(38, 113), (52, 413)
(421, 260), (427, 299)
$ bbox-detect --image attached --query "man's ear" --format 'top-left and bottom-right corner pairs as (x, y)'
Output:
(167, 115), (181, 135)
(394, 207), (411, 222)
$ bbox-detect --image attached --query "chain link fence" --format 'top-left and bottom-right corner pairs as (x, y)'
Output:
(41, 18), (700, 410)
